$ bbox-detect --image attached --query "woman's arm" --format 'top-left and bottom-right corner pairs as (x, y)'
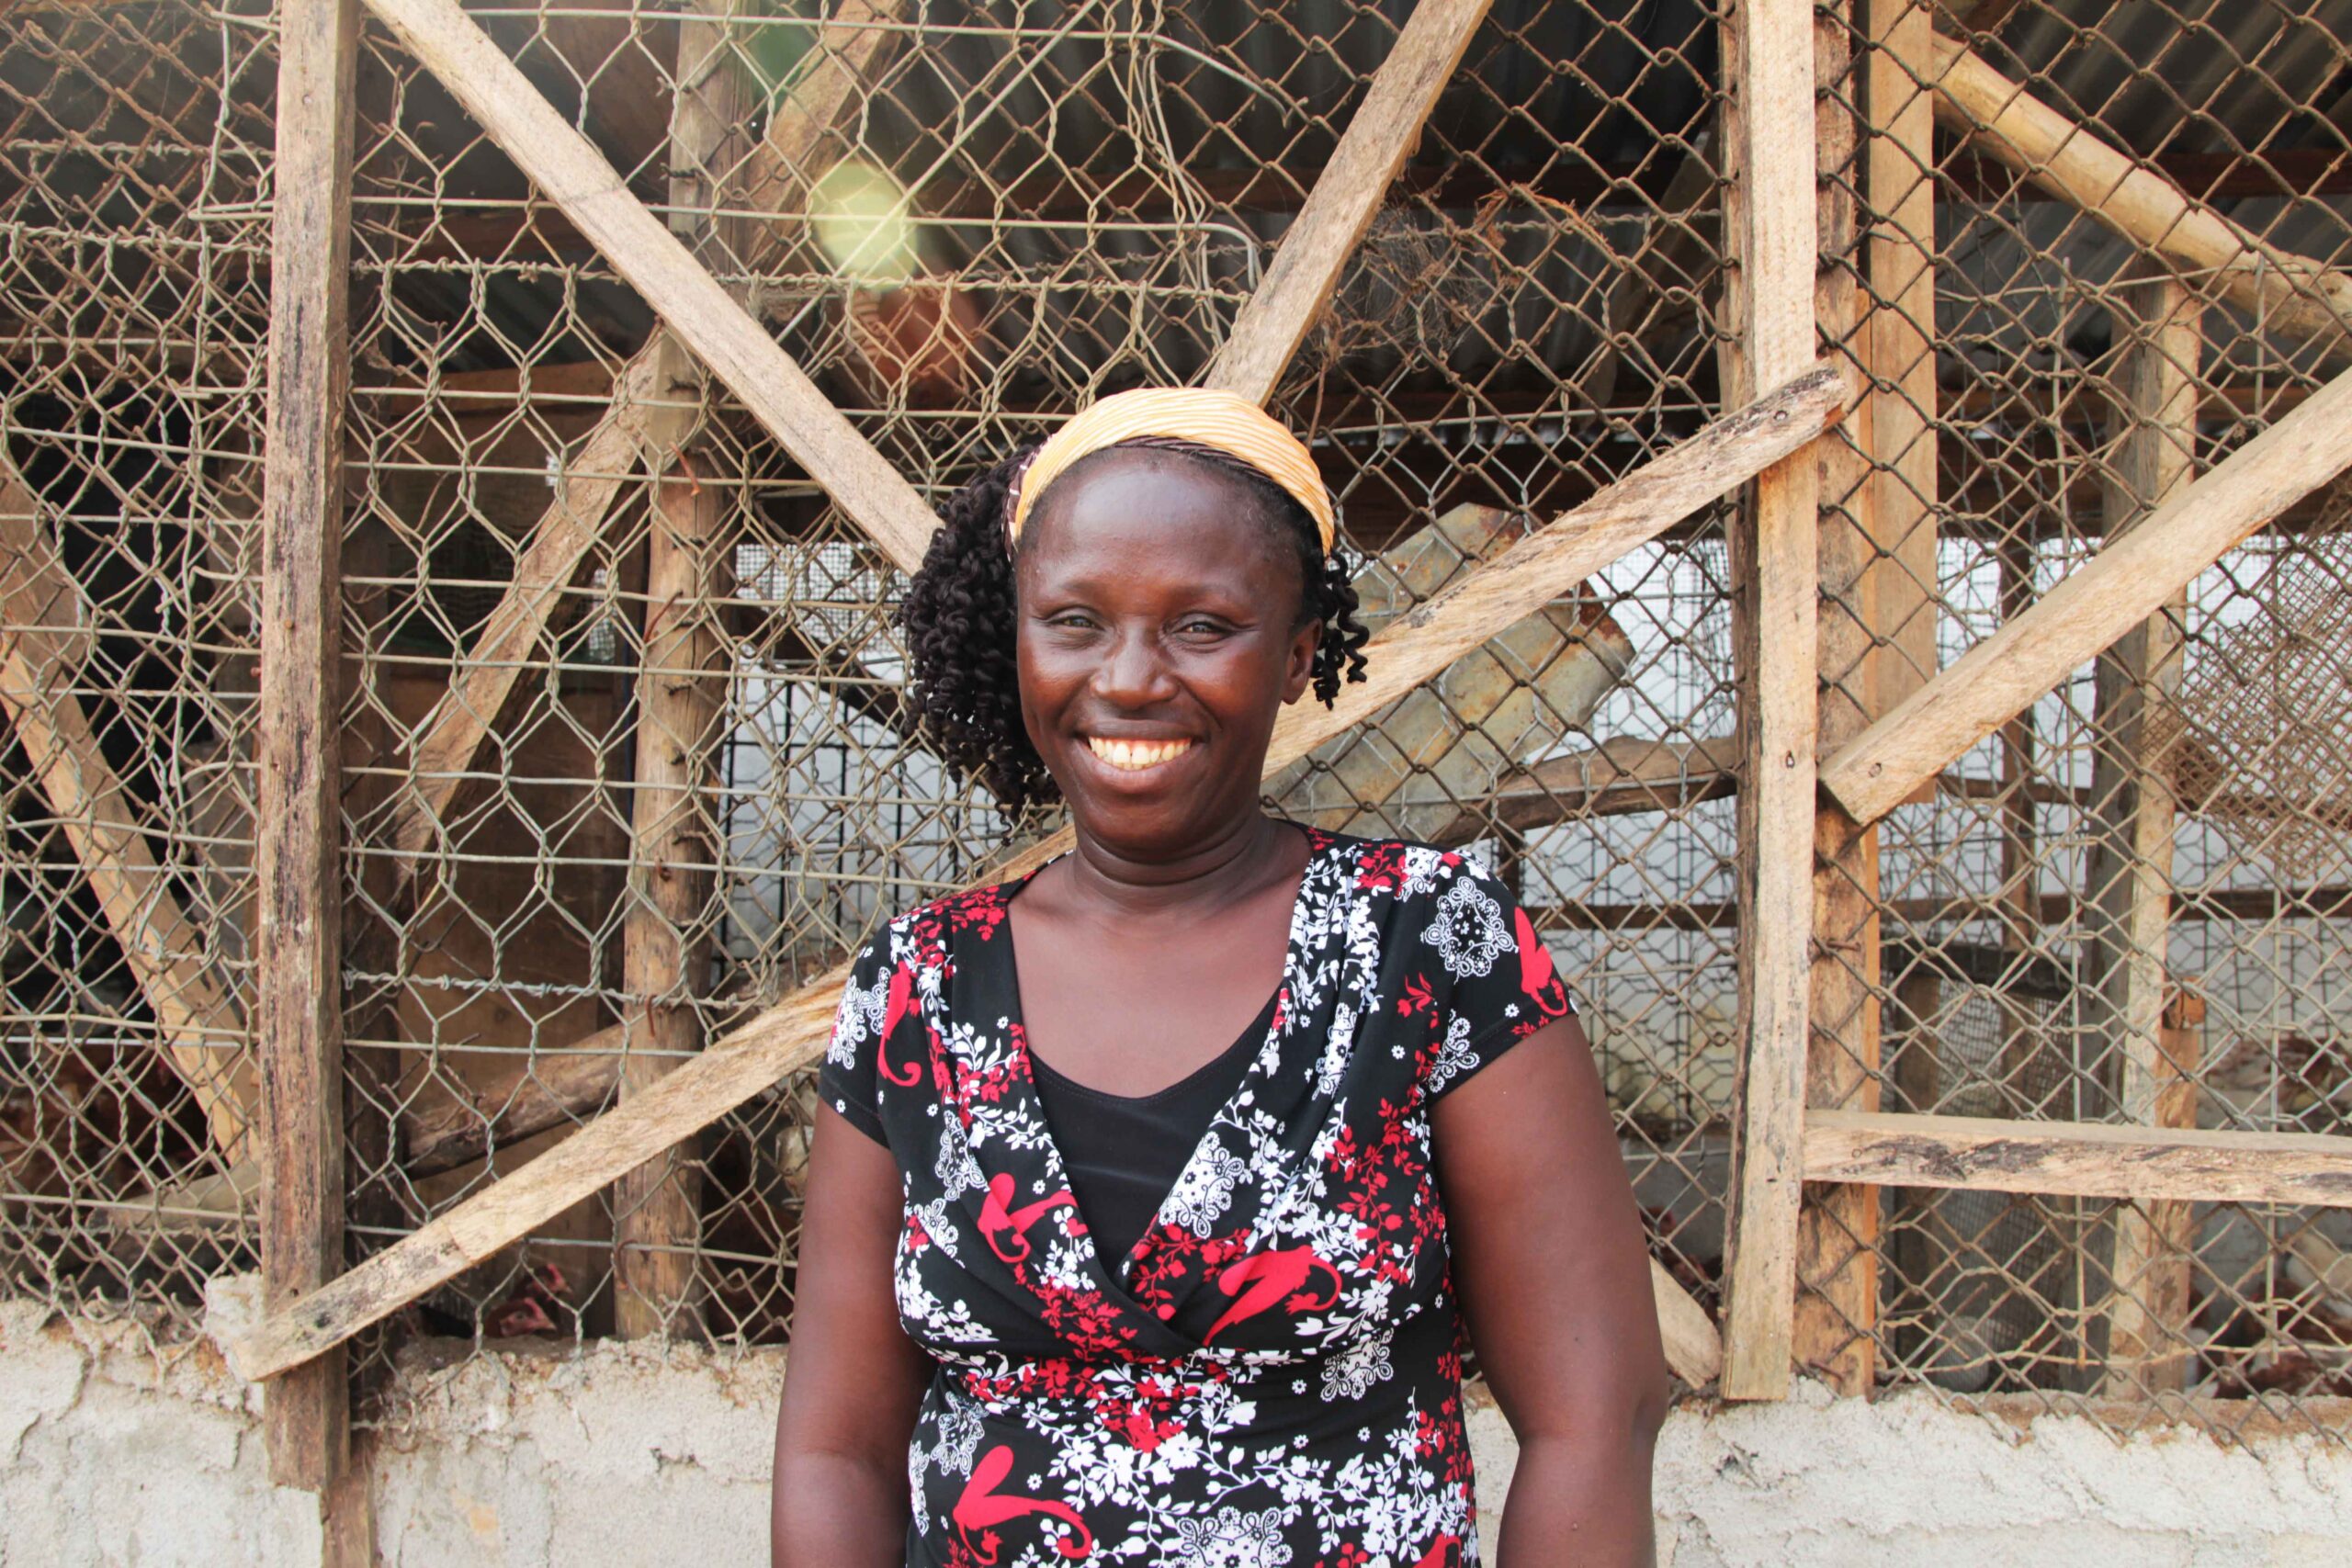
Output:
(772, 1104), (932, 1567)
(1433, 1014), (1671, 1568)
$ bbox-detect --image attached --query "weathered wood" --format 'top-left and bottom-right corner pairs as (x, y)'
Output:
(607, 0), (759, 1337)
(1820, 352), (2352, 828)
(1271, 504), (1634, 842)
(1865, 3), (1940, 716)
(1792, 4), (1880, 1397)
(1717, 0), (1823, 1404)
(357, 0), (940, 572)
(226, 368), (1840, 1384)
(1927, 33), (2352, 362)
(0, 468), (93, 679)
(400, 1043), (625, 1178)
(255, 0), (358, 1506)
(2086, 274), (2200, 1395)
(0, 454), (254, 1156)
(1804, 1111), (2352, 1208)
(613, 457), (728, 1337)
(1202, 0), (1496, 403)
(1262, 366), (1842, 764)
(1425, 736), (1741, 845)
(1651, 1258), (1724, 1388)
(384, 0), (911, 872)
(390, 343), (689, 867)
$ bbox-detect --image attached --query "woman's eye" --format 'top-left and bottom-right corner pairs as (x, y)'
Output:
(1177, 617), (1227, 636)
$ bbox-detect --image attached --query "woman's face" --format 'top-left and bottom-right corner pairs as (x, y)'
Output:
(1014, 449), (1319, 860)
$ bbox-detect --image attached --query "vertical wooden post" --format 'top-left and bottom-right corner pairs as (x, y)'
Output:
(1862, 1), (1939, 721)
(1792, 2), (1882, 1395)
(256, 0), (366, 1548)
(1860, 0), (1944, 1384)
(2090, 273), (2199, 1393)
(1717, 0), (1824, 1402)
(615, 457), (727, 1337)
(612, 0), (750, 1338)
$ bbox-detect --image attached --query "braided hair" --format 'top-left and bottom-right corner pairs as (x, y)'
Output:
(899, 442), (1369, 815)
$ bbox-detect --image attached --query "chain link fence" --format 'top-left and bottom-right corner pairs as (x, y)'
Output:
(2, 0), (2348, 1449)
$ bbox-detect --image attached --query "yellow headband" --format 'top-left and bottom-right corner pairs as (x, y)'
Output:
(1005, 388), (1336, 555)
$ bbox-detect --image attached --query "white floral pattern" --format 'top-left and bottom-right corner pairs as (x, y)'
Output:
(1419, 876), (1510, 978)
(1166, 1507), (1294, 1566)
(1163, 1144), (1246, 1236)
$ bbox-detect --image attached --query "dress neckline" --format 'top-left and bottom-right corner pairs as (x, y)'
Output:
(989, 825), (1328, 1287)
(1027, 987), (1280, 1107)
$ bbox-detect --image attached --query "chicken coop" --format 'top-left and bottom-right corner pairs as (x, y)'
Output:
(6, 0), (2352, 1554)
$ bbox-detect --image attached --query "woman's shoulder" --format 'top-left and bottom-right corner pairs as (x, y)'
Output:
(854, 876), (1025, 965)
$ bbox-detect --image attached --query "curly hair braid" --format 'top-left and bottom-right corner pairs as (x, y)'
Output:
(899, 442), (1370, 815)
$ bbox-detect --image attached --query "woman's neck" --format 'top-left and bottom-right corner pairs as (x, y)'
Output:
(1056, 812), (1299, 924)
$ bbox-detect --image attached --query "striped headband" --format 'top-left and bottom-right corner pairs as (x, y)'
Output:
(1004, 388), (1336, 555)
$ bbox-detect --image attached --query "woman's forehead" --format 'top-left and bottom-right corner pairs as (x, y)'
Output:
(1026, 450), (1288, 552)
(1018, 458), (1302, 600)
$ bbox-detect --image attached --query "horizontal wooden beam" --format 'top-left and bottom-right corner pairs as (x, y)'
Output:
(1805, 1110), (2352, 1208)
(1819, 352), (2352, 828)
(226, 364), (1841, 1384)
(358, 0), (940, 573)
(1427, 735), (1740, 846)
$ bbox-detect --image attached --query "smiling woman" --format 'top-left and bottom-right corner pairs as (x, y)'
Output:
(771, 389), (1669, 1568)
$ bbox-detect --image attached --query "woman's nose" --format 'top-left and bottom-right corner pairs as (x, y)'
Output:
(1091, 628), (1173, 705)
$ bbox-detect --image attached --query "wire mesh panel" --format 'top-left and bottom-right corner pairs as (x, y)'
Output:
(1, 0), (2348, 1454)
(1838, 0), (2352, 1439)
(0, 0), (275, 1324)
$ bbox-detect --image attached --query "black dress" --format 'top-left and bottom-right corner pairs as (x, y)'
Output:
(820, 829), (1575, 1567)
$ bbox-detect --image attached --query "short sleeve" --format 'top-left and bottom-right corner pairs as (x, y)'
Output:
(1421, 860), (1576, 1100)
(816, 938), (892, 1146)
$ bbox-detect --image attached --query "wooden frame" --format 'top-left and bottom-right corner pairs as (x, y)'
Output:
(230, 365), (1843, 1387)
(204, 0), (2352, 1422)
(0, 463), (255, 1158)
(2084, 272), (2200, 1394)
(1926, 34), (2352, 362)
(387, 0), (909, 869)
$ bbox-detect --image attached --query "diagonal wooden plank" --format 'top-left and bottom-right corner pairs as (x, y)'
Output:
(0, 457), (254, 1161)
(386, 0), (908, 867)
(390, 344), (684, 863)
(359, 0), (941, 570)
(1821, 350), (2352, 828)
(0, 639), (255, 1160)
(1927, 32), (2352, 361)
(228, 364), (1844, 1384)
(1200, 0), (1495, 404)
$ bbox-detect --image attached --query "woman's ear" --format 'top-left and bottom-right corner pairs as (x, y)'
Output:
(1280, 616), (1319, 705)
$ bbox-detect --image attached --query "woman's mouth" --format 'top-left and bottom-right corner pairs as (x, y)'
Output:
(1083, 736), (1196, 771)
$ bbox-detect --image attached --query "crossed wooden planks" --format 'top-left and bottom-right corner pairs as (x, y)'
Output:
(234, 0), (1803, 1392)
(231, 362), (1846, 1387)
(387, 0), (916, 869)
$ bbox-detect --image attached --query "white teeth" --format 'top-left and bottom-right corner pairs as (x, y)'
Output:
(1085, 736), (1194, 771)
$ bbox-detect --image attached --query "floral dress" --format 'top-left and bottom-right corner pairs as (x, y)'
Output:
(820, 829), (1575, 1567)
